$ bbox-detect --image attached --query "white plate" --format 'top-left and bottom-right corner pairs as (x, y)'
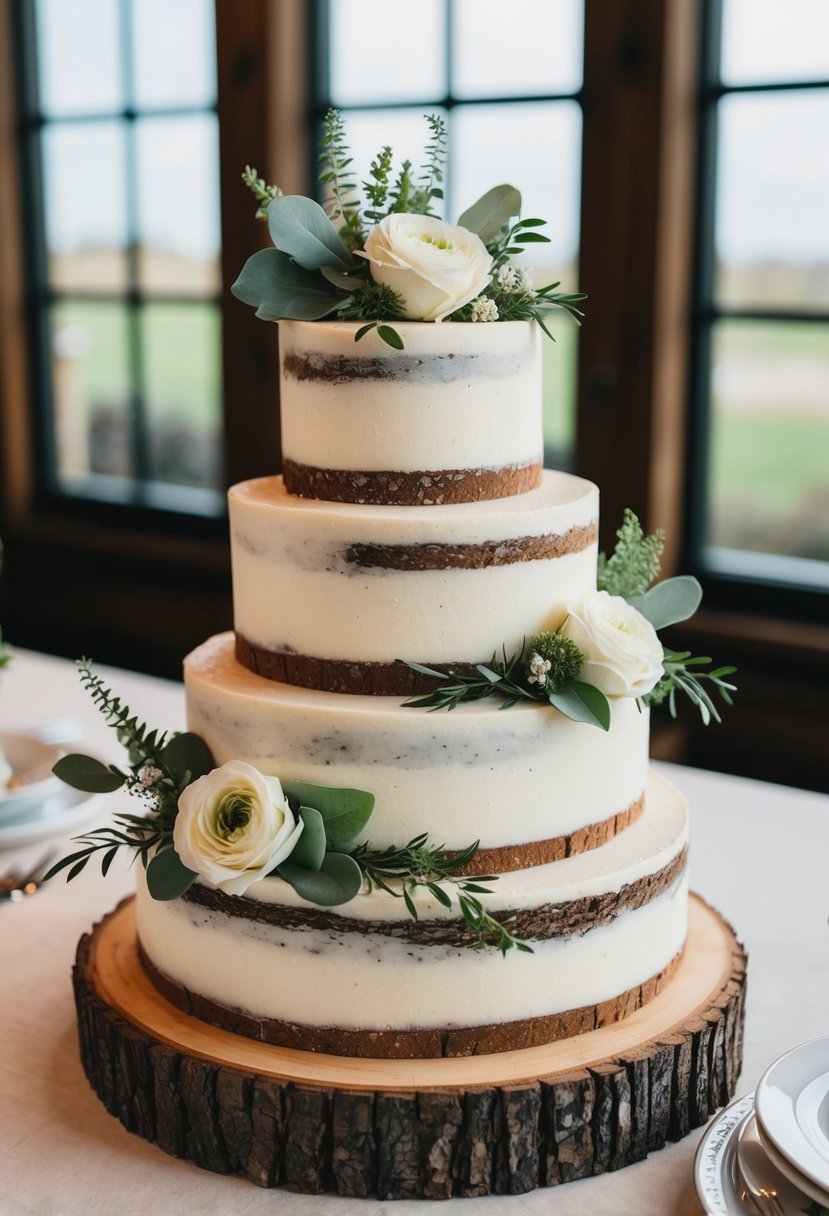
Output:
(738, 1114), (829, 1215)
(756, 1112), (829, 1211)
(756, 1037), (829, 1196)
(694, 1093), (756, 1215)
(0, 731), (64, 825)
(0, 785), (100, 849)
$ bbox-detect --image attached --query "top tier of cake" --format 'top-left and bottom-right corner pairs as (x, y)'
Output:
(279, 320), (543, 506)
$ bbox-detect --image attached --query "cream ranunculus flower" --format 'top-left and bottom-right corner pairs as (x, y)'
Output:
(173, 761), (303, 896)
(357, 213), (493, 322)
(563, 590), (664, 698)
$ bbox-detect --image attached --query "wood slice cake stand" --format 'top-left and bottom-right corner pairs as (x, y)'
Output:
(72, 893), (746, 1200)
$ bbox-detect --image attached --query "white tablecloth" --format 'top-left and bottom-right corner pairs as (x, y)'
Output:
(1, 649), (827, 1216)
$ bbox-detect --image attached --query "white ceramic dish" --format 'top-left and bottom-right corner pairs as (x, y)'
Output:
(756, 1037), (829, 1197)
(738, 1113), (829, 1215)
(694, 1093), (756, 1215)
(0, 785), (100, 849)
(0, 731), (64, 826)
(756, 1110), (829, 1211)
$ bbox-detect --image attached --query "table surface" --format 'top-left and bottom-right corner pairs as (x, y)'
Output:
(1, 648), (827, 1216)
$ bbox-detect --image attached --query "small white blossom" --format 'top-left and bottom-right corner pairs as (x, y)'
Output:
(495, 264), (521, 291)
(139, 765), (165, 788)
(527, 653), (552, 687)
(470, 297), (499, 322)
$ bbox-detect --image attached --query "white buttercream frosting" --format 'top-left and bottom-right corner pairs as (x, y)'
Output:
(279, 319), (543, 474)
(185, 633), (651, 851)
(230, 470), (599, 664)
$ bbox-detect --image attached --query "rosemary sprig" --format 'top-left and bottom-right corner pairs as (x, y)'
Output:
(45, 808), (174, 883)
(409, 113), (446, 215)
(351, 834), (532, 955)
(403, 649), (538, 712)
(644, 650), (737, 724)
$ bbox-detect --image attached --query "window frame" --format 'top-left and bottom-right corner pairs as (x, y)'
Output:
(684, 0), (829, 622)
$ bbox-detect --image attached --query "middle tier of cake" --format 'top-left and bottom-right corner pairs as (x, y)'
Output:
(186, 633), (649, 866)
(229, 469), (599, 695)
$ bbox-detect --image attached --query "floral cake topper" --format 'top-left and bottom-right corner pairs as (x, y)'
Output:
(232, 110), (585, 348)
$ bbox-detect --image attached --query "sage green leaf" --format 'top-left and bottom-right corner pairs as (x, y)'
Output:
(631, 575), (703, 631)
(282, 781), (375, 847)
(53, 753), (126, 793)
(277, 851), (363, 906)
(145, 847), (197, 901)
(267, 195), (355, 271)
(547, 681), (611, 731)
(320, 265), (363, 290)
(288, 805), (326, 871)
(231, 248), (342, 320)
(160, 732), (215, 787)
(457, 184), (522, 241)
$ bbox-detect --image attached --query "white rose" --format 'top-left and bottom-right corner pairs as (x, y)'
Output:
(563, 590), (664, 698)
(357, 213), (493, 322)
(173, 760), (303, 896)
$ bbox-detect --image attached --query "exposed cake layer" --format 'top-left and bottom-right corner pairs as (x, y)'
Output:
(279, 320), (543, 504)
(185, 633), (650, 858)
(230, 470), (598, 687)
(135, 770), (689, 1058)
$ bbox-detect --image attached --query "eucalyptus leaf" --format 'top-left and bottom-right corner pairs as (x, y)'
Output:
(320, 265), (363, 290)
(631, 576), (703, 631)
(145, 847), (197, 901)
(547, 681), (611, 731)
(53, 753), (126, 793)
(288, 805), (326, 871)
(282, 781), (375, 847)
(232, 248), (342, 320)
(267, 195), (356, 271)
(160, 732), (215, 787)
(277, 851), (363, 906)
(457, 184), (522, 241)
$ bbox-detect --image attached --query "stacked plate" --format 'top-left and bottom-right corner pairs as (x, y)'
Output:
(0, 729), (98, 848)
(696, 1037), (829, 1214)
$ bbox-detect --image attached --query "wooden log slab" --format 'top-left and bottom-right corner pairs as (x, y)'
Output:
(72, 893), (746, 1199)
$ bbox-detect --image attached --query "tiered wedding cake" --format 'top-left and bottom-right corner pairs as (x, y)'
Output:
(134, 319), (690, 1059)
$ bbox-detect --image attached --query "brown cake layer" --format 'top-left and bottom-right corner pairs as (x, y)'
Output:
(179, 845), (686, 947)
(452, 793), (644, 874)
(345, 521), (598, 570)
(236, 633), (473, 694)
(282, 458), (543, 505)
(139, 944), (685, 1059)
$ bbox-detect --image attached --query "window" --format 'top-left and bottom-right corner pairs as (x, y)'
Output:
(315, 0), (584, 467)
(17, 0), (223, 515)
(690, 0), (829, 593)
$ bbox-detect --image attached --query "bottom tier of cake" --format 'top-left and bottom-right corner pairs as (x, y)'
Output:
(74, 893), (747, 1198)
(135, 769), (688, 1059)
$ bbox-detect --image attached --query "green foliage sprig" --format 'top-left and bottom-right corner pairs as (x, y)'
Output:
(241, 165), (282, 220)
(402, 640), (611, 731)
(643, 651), (737, 725)
(598, 509), (665, 599)
(351, 835), (532, 955)
(233, 112), (585, 349)
(45, 666), (524, 951)
(318, 107), (364, 250)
